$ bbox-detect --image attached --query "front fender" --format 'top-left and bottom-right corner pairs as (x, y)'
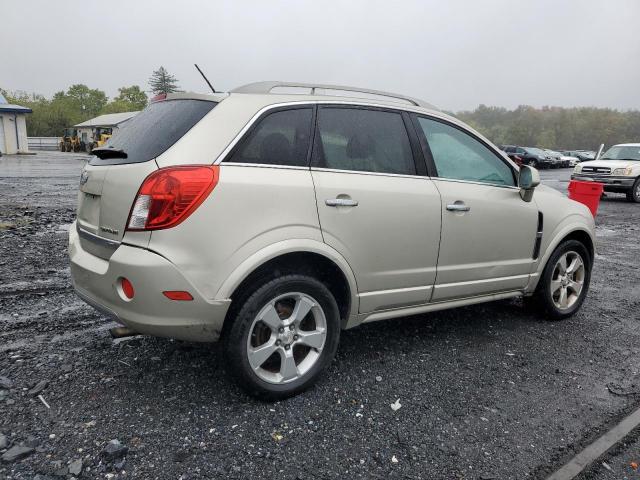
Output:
(526, 213), (595, 293)
(215, 238), (360, 318)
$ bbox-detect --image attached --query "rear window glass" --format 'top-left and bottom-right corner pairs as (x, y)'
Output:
(89, 99), (216, 165)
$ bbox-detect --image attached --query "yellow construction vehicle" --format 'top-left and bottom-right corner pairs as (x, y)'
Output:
(59, 128), (85, 152)
(87, 127), (113, 152)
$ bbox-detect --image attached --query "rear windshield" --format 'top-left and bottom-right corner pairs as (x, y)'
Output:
(89, 99), (217, 165)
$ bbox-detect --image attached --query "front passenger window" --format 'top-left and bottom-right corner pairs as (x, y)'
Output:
(417, 117), (515, 186)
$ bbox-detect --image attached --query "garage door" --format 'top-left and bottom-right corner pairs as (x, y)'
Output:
(0, 116), (6, 154)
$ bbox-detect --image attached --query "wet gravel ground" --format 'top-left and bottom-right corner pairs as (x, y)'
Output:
(1, 152), (639, 479)
(586, 431), (640, 479)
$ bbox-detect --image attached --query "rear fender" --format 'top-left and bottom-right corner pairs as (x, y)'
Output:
(215, 239), (360, 318)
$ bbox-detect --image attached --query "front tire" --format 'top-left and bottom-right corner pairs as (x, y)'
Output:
(626, 178), (640, 203)
(530, 240), (591, 320)
(224, 274), (341, 401)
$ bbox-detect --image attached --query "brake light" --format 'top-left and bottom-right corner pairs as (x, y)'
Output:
(127, 165), (219, 231)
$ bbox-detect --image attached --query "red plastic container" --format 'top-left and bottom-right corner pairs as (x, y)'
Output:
(568, 180), (604, 217)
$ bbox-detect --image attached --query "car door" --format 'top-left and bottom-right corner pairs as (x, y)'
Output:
(311, 106), (442, 313)
(413, 115), (539, 302)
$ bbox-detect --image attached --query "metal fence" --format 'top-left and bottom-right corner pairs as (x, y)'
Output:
(28, 137), (60, 151)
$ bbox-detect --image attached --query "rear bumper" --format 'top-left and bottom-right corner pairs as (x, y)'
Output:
(571, 174), (635, 191)
(69, 222), (230, 342)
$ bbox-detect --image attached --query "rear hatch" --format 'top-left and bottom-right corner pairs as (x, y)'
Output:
(76, 98), (217, 259)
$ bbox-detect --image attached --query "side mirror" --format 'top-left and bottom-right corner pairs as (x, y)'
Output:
(595, 143), (604, 160)
(518, 165), (540, 202)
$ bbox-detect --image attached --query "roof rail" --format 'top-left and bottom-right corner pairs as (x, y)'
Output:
(231, 81), (436, 110)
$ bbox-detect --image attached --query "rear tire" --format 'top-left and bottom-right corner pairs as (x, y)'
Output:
(529, 239), (591, 320)
(626, 178), (640, 203)
(223, 274), (340, 401)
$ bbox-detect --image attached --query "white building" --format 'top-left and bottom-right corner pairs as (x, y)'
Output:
(0, 93), (32, 154)
(74, 111), (139, 146)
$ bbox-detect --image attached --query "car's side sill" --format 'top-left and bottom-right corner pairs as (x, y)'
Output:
(358, 285), (433, 313)
(358, 290), (522, 325)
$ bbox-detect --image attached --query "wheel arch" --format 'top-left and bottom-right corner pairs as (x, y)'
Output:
(527, 222), (595, 293)
(217, 240), (359, 329)
(561, 229), (595, 262)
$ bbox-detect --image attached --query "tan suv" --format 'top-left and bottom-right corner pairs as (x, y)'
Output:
(69, 82), (596, 399)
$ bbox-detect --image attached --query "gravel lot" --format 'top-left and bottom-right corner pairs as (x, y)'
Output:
(1, 152), (639, 479)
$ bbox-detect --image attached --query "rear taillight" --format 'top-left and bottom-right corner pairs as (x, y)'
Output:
(127, 165), (219, 231)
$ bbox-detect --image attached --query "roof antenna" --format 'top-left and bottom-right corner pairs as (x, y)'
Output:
(194, 64), (216, 93)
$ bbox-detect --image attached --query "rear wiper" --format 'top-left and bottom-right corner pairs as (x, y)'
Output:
(92, 146), (128, 160)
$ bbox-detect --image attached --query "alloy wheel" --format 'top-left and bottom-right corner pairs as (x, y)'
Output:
(550, 250), (585, 310)
(246, 292), (327, 384)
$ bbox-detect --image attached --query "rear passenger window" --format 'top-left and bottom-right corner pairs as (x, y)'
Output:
(227, 108), (313, 166)
(313, 108), (416, 175)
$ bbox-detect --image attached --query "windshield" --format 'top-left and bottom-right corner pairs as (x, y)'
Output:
(601, 145), (640, 161)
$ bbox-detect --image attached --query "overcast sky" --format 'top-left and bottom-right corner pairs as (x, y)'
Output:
(2, 0), (639, 111)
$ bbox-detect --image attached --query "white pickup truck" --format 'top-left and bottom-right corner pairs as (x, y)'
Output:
(572, 143), (640, 202)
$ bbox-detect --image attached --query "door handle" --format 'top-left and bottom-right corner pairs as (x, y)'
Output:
(326, 198), (359, 207)
(446, 202), (470, 212)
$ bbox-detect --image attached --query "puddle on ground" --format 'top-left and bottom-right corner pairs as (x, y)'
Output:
(595, 227), (617, 237)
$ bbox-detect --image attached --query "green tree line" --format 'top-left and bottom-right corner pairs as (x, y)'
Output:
(3, 76), (639, 146)
(0, 66), (182, 137)
(454, 105), (640, 151)
(0, 85), (148, 137)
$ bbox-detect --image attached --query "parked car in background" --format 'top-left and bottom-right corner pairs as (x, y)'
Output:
(563, 154), (580, 167)
(502, 145), (554, 169)
(572, 143), (640, 202)
(499, 146), (523, 166)
(543, 149), (566, 168)
(545, 149), (576, 168)
(69, 82), (597, 399)
(563, 150), (595, 162)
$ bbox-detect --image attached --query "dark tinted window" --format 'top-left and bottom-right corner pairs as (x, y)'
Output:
(227, 108), (313, 166)
(313, 108), (416, 175)
(417, 117), (515, 186)
(90, 99), (216, 165)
